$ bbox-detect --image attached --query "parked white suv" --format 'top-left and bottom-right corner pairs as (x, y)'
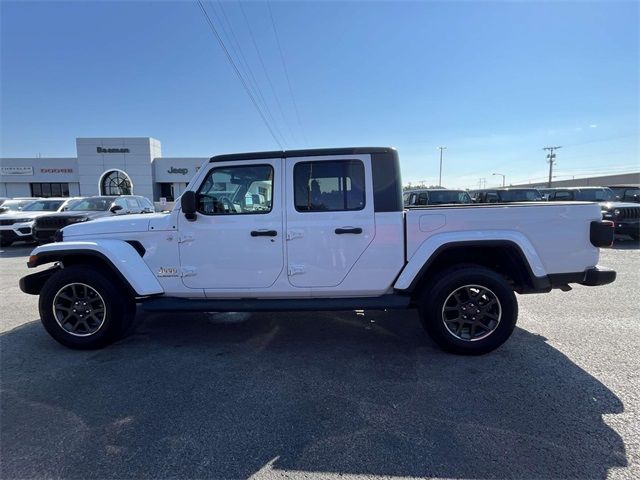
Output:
(0, 198), (76, 247)
(20, 148), (616, 354)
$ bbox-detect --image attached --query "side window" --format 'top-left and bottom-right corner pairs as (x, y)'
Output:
(197, 164), (273, 215)
(554, 191), (572, 201)
(417, 192), (428, 205)
(486, 192), (499, 203)
(294, 160), (365, 212)
(114, 198), (128, 209)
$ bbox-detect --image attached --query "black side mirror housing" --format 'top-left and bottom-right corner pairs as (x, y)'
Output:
(181, 191), (197, 220)
(110, 204), (123, 213)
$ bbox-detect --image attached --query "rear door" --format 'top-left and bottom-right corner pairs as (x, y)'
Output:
(285, 154), (375, 288)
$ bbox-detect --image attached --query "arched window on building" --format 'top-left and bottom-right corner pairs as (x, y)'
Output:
(100, 170), (132, 196)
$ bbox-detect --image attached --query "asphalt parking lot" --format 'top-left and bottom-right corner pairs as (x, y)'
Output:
(1, 240), (639, 480)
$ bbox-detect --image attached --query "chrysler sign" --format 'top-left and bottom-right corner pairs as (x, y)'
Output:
(97, 147), (130, 154)
(1, 166), (33, 176)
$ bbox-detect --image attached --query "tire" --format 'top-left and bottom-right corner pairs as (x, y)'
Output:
(0, 240), (13, 247)
(39, 265), (136, 349)
(418, 265), (518, 355)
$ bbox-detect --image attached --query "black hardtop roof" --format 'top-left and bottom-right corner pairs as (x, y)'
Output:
(209, 147), (396, 163)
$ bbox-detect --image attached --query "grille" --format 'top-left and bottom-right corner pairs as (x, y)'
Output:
(618, 207), (640, 220)
(35, 217), (72, 229)
(0, 219), (16, 226)
(34, 229), (55, 240)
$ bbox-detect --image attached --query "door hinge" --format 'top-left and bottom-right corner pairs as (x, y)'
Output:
(178, 233), (194, 244)
(181, 266), (197, 277)
(288, 264), (305, 276)
(286, 230), (304, 241)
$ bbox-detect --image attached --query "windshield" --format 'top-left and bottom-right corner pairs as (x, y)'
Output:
(0, 199), (34, 212)
(497, 190), (542, 202)
(23, 200), (64, 211)
(427, 190), (472, 204)
(610, 187), (639, 202)
(574, 188), (614, 202)
(68, 197), (115, 212)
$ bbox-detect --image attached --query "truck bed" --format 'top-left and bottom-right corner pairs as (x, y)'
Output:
(404, 201), (602, 275)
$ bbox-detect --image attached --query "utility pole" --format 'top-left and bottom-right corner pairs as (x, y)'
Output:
(492, 173), (506, 187)
(543, 146), (561, 188)
(437, 146), (447, 187)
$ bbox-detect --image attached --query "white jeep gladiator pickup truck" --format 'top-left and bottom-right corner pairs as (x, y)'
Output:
(20, 147), (616, 354)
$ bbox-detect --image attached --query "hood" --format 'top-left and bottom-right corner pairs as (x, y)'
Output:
(599, 201), (639, 210)
(63, 213), (166, 237)
(39, 210), (110, 219)
(0, 210), (55, 221)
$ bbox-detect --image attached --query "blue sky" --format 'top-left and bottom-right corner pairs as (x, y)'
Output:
(1, 0), (638, 188)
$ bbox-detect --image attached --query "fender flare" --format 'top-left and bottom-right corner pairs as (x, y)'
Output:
(25, 240), (164, 296)
(394, 230), (548, 292)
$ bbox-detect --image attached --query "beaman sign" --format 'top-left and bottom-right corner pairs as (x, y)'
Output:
(97, 147), (130, 154)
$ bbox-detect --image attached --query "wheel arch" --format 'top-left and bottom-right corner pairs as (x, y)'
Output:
(395, 239), (550, 297)
(22, 240), (163, 297)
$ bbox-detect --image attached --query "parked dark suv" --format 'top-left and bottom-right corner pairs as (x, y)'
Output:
(547, 187), (639, 240)
(472, 188), (543, 203)
(33, 195), (154, 243)
(403, 189), (472, 207)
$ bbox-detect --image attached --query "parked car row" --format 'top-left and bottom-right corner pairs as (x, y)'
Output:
(0, 195), (155, 247)
(403, 184), (639, 240)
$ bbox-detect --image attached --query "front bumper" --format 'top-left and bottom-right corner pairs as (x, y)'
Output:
(613, 220), (640, 236)
(0, 223), (34, 241)
(32, 227), (57, 243)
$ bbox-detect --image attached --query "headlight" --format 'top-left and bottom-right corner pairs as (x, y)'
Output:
(614, 209), (621, 217)
(18, 218), (34, 223)
(67, 217), (89, 224)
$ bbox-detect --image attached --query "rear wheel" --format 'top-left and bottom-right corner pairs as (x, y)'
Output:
(39, 266), (136, 349)
(418, 265), (518, 355)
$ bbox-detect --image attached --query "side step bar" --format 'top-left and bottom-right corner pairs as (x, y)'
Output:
(140, 294), (411, 313)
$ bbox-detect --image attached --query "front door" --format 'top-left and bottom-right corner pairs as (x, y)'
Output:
(285, 154), (376, 288)
(178, 158), (284, 290)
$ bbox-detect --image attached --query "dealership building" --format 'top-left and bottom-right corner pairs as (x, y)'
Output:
(0, 137), (207, 202)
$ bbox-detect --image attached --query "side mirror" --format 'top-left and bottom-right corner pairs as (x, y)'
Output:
(110, 204), (123, 213)
(181, 191), (197, 220)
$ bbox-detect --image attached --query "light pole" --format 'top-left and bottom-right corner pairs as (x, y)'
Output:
(437, 146), (447, 187)
(492, 172), (506, 187)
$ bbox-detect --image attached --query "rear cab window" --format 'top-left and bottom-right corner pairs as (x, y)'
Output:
(294, 160), (365, 212)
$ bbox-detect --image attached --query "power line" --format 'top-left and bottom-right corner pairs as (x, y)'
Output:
(209, 0), (287, 148)
(196, 0), (284, 149)
(267, 0), (308, 146)
(238, 2), (296, 146)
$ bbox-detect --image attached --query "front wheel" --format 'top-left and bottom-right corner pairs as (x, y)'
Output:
(39, 266), (136, 349)
(418, 266), (518, 355)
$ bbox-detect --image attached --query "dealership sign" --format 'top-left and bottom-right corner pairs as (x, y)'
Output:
(97, 147), (130, 154)
(167, 166), (189, 175)
(1, 166), (33, 176)
(41, 168), (73, 174)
